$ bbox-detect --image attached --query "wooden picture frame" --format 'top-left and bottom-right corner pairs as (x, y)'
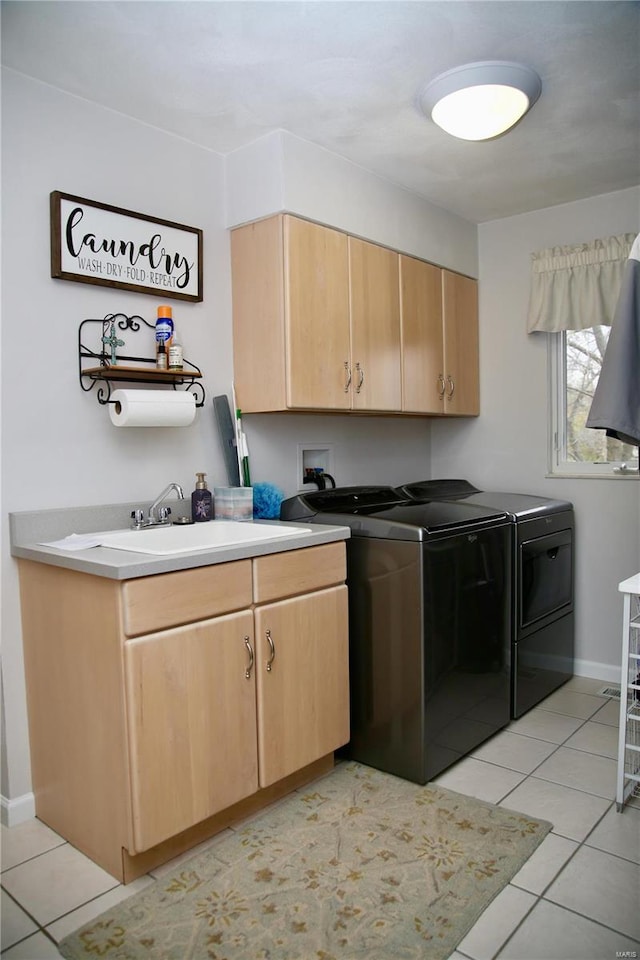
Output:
(50, 191), (203, 302)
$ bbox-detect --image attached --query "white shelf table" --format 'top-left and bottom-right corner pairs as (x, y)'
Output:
(617, 572), (640, 811)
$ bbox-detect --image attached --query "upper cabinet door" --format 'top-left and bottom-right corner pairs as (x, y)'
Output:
(399, 255), (444, 413)
(231, 215), (289, 413)
(442, 270), (480, 416)
(349, 237), (402, 412)
(285, 216), (351, 410)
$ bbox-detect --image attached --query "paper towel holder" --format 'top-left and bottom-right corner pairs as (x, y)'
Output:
(78, 314), (205, 407)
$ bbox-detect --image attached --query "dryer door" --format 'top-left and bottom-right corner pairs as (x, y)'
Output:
(520, 529), (573, 629)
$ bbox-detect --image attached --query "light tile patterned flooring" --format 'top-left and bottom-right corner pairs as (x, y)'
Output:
(2, 675), (639, 959)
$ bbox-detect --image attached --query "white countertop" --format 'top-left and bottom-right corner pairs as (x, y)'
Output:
(9, 501), (350, 580)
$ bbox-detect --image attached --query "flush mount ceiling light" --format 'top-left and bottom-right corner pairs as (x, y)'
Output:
(419, 61), (542, 141)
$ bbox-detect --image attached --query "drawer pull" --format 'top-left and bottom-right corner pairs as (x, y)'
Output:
(266, 629), (276, 672)
(437, 374), (446, 398)
(244, 635), (254, 679)
(355, 362), (364, 393)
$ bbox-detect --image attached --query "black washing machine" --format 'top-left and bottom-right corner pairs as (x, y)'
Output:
(280, 486), (512, 784)
(396, 480), (575, 718)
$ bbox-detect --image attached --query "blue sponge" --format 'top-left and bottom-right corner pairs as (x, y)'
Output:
(252, 482), (285, 520)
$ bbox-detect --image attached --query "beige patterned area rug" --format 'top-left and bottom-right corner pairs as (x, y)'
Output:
(59, 762), (551, 960)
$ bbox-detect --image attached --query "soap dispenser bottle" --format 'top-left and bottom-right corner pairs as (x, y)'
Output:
(192, 473), (213, 522)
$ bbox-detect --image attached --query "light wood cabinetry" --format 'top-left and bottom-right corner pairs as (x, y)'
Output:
(400, 254), (479, 416)
(124, 611), (258, 853)
(18, 541), (349, 882)
(348, 237), (402, 411)
(232, 215), (351, 412)
(252, 546), (349, 789)
(285, 216), (351, 410)
(231, 215), (402, 413)
(255, 586), (348, 786)
(399, 254), (443, 413)
(232, 213), (478, 417)
(442, 269), (480, 415)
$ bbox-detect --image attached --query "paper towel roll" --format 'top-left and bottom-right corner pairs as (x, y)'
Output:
(109, 390), (196, 427)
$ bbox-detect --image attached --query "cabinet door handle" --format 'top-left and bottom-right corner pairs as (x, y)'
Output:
(244, 635), (254, 679)
(446, 375), (455, 399)
(355, 362), (364, 393)
(265, 629), (276, 672)
(437, 374), (446, 398)
(344, 361), (352, 393)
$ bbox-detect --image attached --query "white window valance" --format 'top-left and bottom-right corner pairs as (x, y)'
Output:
(527, 233), (636, 333)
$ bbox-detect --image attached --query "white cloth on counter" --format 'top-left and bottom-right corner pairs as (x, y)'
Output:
(39, 533), (105, 550)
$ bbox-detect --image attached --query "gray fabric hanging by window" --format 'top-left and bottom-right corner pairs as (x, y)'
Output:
(585, 234), (640, 447)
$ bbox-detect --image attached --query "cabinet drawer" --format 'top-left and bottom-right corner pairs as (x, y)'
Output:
(252, 543), (346, 604)
(121, 560), (253, 636)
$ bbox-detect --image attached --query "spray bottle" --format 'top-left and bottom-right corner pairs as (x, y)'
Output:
(155, 305), (174, 368)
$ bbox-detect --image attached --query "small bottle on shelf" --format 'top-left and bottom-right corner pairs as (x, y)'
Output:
(168, 328), (183, 371)
(156, 340), (168, 370)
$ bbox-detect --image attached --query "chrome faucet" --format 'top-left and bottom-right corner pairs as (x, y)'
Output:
(131, 482), (185, 529)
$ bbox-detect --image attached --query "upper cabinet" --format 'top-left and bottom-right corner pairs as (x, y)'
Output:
(232, 215), (349, 412)
(285, 217), (351, 410)
(441, 269), (479, 416)
(231, 214), (477, 417)
(400, 256), (479, 416)
(348, 237), (401, 412)
(399, 254), (443, 413)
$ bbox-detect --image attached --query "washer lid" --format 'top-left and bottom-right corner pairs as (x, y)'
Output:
(281, 486), (508, 541)
(284, 486), (408, 517)
(374, 500), (508, 533)
(398, 479), (572, 519)
(453, 491), (573, 519)
(397, 479), (480, 500)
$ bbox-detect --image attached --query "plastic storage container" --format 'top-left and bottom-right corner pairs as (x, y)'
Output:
(214, 486), (253, 520)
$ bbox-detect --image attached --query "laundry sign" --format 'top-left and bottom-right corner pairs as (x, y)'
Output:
(50, 191), (203, 301)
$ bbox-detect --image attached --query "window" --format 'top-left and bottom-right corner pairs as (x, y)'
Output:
(549, 328), (639, 476)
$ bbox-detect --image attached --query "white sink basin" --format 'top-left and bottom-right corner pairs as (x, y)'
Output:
(99, 521), (312, 555)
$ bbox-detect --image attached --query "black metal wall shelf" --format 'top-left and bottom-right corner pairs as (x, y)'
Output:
(78, 313), (205, 407)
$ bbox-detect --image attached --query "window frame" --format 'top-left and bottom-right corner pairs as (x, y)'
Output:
(548, 331), (639, 479)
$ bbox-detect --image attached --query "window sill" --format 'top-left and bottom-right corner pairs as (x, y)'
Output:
(546, 470), (639, 480)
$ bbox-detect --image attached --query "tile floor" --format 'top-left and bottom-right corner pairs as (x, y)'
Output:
(2, 675), (639, 959)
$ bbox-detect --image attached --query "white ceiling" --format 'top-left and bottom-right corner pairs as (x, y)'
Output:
(2, 0), (639, 223)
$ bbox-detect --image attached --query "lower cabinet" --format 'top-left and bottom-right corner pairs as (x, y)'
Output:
(18, 541), (349, 881)
(255, 586), (349, 787)
(124, 610), (259, 853)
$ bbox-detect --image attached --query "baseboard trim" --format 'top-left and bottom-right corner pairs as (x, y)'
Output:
(1, 791), (36, 827)
(573, 658), (621, 685)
